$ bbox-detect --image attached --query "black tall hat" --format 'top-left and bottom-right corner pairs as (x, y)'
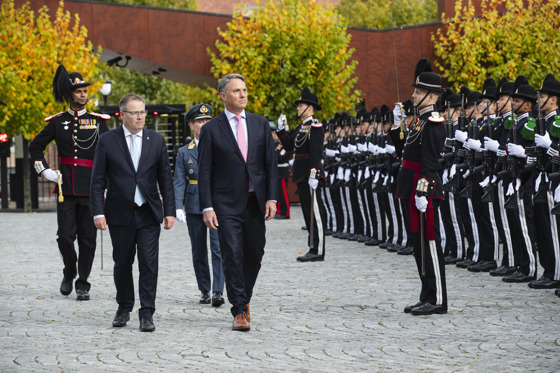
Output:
(481, 78), (497, 101)
(540, 74), (560, 97)
(380, 104), (392, 123)
(466, 91), (482, 106)
(356, 108), (367, 121)
(294, 87), (321, 111)
(497, 77), (514, 96)
(370, 106), (381, 122)
(512, 75), (536, 102)
(52, 64), (91, 104)
(441, 88), (462, 108)
(411, 58), (444, 93)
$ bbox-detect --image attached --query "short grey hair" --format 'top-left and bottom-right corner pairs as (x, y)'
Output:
(218, 74), (245, 95)
(119, 93), (145, 112)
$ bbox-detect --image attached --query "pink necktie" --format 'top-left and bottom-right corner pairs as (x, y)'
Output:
(235, 115), (247, 162)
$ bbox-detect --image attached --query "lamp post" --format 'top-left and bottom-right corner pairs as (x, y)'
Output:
(99, 80), (112, 107)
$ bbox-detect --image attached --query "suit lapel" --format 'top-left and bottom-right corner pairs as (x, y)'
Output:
(115, 126), (136, 172)
(138, 130), (152, 172)
(246, 113), (255, 163)
(218, 112), (245, 163)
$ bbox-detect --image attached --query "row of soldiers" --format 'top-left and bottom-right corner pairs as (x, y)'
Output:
(311, 73), (560, 298)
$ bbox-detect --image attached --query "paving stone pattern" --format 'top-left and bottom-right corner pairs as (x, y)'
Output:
(0, 210), (558, 372)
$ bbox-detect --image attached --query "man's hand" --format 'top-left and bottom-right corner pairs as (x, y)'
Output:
(94, 216), (107, 231)
(265, 200), (277, 221)
(176, 209), (186, 223)
(484, 137), (499, 153)
(507, 143), (526, 158)
(203, 210), (219, 230)
(42, 169), (61, 183)
(164, 216), (175, 230)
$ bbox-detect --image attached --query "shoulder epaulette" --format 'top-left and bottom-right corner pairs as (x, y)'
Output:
(311, 119), (322, 128)
(90, 112), (111, 120)
(44, 112), (64, 122)
(521, 116), (536, 141)
(549, 115), (560, 139)
(428, 112), (445, 123)
(188, 140), (196, 150)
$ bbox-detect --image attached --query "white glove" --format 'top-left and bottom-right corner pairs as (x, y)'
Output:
(364, 167), (371, 179)
(463, 170), (470, 179)
(415, 195), (428, 213)
(373, 171), (380, 183)
(385, 145), (396, 155)
(507, 143), (526, 158)
(308, 178), (318, 190)
(515, 178), (521, 191)
(442, 168), (449, 184)
(357, 143), (367, 152)
(463, 141), (471, 150)
(340, 145), (349, 153)
(535, 172), (543, 193)
(368, 143), (378, 154)
(289, 159), (294, 167)
(176, 209), (186, 223)
(449, 164), (457, 180)
(325, 148), (339, 157)
(42, 169), (61, 184)
(377, 147), (386, 154)
(455, 130), (468, 143)
(348, 144), (358, 153)
(467, 139), (482, 151)
(344, 168), (351, 182)
(506, 183), (514, 196)
(555, 184), (560, 203)
(491, 175), (497, 183)
(383, 173), (390, 186)
(336, 167), (344, 180)
(277, 114), (286, 131)
(534, 133), (552, 149)
(479, 176), (490, 188)
(357, 169), (363, 181)
(393, 103), (405, 126)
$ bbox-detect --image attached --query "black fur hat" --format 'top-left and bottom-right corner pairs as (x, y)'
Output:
(52, 64), (91, 104)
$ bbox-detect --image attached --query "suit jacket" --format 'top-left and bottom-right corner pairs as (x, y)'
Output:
(90, 125), (175, 225)
(198, 111), (278, 216)
(174, 140), (203, 214)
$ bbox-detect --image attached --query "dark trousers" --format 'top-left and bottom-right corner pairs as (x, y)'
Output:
(56, 195), (96, 291)
(440, 191), (465, 259)
(217, 195), (265, 317)
(328, 185), (343, 233)
(108, 204), (160, 318)
(411, 199), (447, 307)
(298, 182), (326, 256)
(471, 186), (498, 262)
(277, 178), (290, 217)
(186, 213), (224, 293)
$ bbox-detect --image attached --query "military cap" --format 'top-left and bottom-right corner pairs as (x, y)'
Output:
(497, 77), (514, 96)
(481, 78), (497, 101)
(295, 87), (321, 111)
(52, 64), (92, 104)
(185, 103), (213, 123)
(540, 74), (560, 97)
(442, 88), (462, 108)
(511, 75), (536, 102)
(402, 100), (414, 116)
(465, 91), (482, 106)
(370, 107), (381, 122)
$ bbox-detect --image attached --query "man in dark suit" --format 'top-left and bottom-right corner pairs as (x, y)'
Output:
(198, 73), (278, 331)
(90, 93), (175, 332)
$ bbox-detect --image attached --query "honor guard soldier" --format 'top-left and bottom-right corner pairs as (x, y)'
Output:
(277, 87), (326, 262)
(174, 104), (225, 306)
(29, 65), (109, 300)
(397, 59), (447, 316)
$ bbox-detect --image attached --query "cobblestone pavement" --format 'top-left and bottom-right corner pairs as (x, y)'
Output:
(1, 209), (559, 372)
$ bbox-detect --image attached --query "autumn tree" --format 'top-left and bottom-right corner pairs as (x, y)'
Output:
(432, 0), (560, 92)
(0, 0), (103, 138)
(336, 0), (437, 29)
(95, 0), (197, 11)
(208, 0), (360, 125)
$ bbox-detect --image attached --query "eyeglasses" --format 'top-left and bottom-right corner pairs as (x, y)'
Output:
(123, 110), (148, 117)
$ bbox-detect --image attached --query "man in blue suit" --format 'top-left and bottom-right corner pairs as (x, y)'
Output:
(198, 73), (278, 331)
(90, 93), (175, 332)
(174, 103), (225, 307)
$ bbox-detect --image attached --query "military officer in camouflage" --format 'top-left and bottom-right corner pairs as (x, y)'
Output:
(29, 65), (109, 300)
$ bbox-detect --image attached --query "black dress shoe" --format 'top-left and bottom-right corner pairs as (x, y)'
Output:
(364, 239), (383, 246)
(139, 316), (155, 332)
(301, 226), (308, 231)
(379, 241), (392, 249)
(555, 288), (560, 297)
(502, 271), (536, 283)
(347, 234), (359, 241)
(297, 252), (324, 262)
(387, 244), (403, 253)
(211, 291), (225, 307)
(274, 214), (289, 220)
(200, 291), (211, 304)
(468, 260), (497, 272)
(404, 301), (424, 313)
(337, 232), (350, 239)
(411, 303), (447, 315)
(112, 311), (130, 327)
(76, 288), (90, 301)
(60, 277), (73, 296)
(444, 255), (460, 265)
(456, 258), (475, 268)
(357, 235), (368, 242)
(528, 276), (560, 289)
(397, 246), (414, 255)
(325, 229), (333, 236)
(489, 265), (517, 277)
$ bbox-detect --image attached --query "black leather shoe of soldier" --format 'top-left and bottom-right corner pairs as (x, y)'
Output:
(211, 291), (225, 307)
(468, 260), (497, 272)
(387, 244), (403, 253)
(325, 229), (333, 236)
(456, 258), (475, 268)
(364, 239), (383, 246)
(404, 301), (424, 313)
(76, 288), (90, 301)
(489, 265), (516, 277)
(297, 252), (324, 262)
(379, 241), (392, 249)
(337, 232), (350, 240)
(60, 277), (73, 296)
(502, 271), (536, 283)
(528, 276), (560, 289)
(444, 255), (460, 265)
(347, 234), (359, 241)
(112, 311), (130, 327)
(397, 246), (414, 255)
(411, 303), (447, 315)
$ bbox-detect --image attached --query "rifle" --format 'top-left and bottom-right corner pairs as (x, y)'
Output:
(526, 91), (547, 203)
(459, 101), (478, 199)
(448, 94), (469, 189)
(498, 103), (519, 210)
(373, 118), (387, 193)
(480, 106), (497, 203)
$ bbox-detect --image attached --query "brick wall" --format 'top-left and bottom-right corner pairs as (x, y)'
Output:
(198, 0), (341, 15)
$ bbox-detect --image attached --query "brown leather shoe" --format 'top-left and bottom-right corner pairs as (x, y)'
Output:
(246, 304), (250, 321)
(232, 313), (250, 331)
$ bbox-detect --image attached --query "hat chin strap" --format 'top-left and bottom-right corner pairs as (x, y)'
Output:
(497, 96), (510, 114)
(513, 99), (527, 115)
(414, 90), (431, 110)
(298, 104), (311, 119)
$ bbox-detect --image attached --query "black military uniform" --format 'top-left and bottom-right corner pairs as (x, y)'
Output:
(28, 65), (109, 300)
(277, 87), (326, 262)
(396, 68), (447, 316)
